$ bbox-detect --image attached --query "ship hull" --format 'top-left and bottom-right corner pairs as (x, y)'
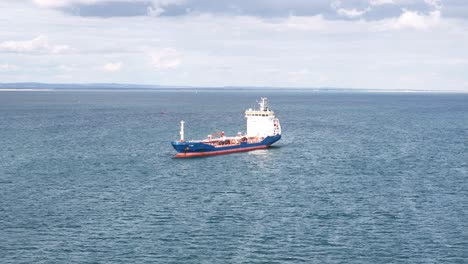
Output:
(171, 135), (281, 158)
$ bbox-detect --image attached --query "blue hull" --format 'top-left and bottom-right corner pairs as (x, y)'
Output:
(171, 135), (281, 157)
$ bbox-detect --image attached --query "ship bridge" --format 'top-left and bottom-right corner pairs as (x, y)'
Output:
(245, 97), (281, 137)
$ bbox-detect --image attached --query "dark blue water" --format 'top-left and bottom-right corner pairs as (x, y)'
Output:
(1, 90), (467, 263)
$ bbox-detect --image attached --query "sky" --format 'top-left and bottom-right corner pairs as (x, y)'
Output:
(0, 0), (467, 91)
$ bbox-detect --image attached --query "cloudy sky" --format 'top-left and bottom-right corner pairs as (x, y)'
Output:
(0, 0), (467, 90)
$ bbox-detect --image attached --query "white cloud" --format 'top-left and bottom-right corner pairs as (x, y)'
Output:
(288, 69), (310, 83)
(150, 0), (186, 7)
(0, 64), (19, 71)
(147, 6), (165, 17)
(147, 0), (194, 17)
(33, 0), (99, 8)
(51, 44), (70, 54)
(391, 9), (441, 30)
(279, 15), (327, 31)
(318, 73), (329, 83)
(336, 7), (371, 18)
(332, 1), (370, 19)
(369, 0), (395, 6)
(33, 0), (186, 9)
(424, 0), (442, 10)
(149, 48), (181, 69)
(0, 35), (70, 54)
(103, 61), (123, 72)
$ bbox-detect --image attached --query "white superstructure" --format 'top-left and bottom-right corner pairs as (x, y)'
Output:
(245, 98), (281, 137)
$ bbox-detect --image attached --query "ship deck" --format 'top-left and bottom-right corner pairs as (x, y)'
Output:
(201, 136), (264, 148)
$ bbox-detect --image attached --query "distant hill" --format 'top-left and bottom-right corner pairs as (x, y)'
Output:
(0, 82), (460, 93)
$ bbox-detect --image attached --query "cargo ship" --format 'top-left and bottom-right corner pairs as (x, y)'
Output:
(171, 97), (281, 157)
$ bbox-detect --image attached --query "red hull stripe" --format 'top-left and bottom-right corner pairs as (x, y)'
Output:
(175, 145), (269, 158)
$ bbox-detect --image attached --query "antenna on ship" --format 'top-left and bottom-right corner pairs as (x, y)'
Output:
(180, 120), (185, 142)
(258, 97), (268, 111)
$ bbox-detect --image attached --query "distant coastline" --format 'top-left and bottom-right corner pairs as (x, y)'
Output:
(0, 82), (466, 93)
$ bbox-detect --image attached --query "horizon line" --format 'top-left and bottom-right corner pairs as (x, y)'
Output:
(0, 82), (467, 93)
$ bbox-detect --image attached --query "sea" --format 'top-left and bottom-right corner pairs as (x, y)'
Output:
(1, 90), (467, 263)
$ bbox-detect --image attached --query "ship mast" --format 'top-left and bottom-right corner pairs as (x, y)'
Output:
(180, 120), (185, 142)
